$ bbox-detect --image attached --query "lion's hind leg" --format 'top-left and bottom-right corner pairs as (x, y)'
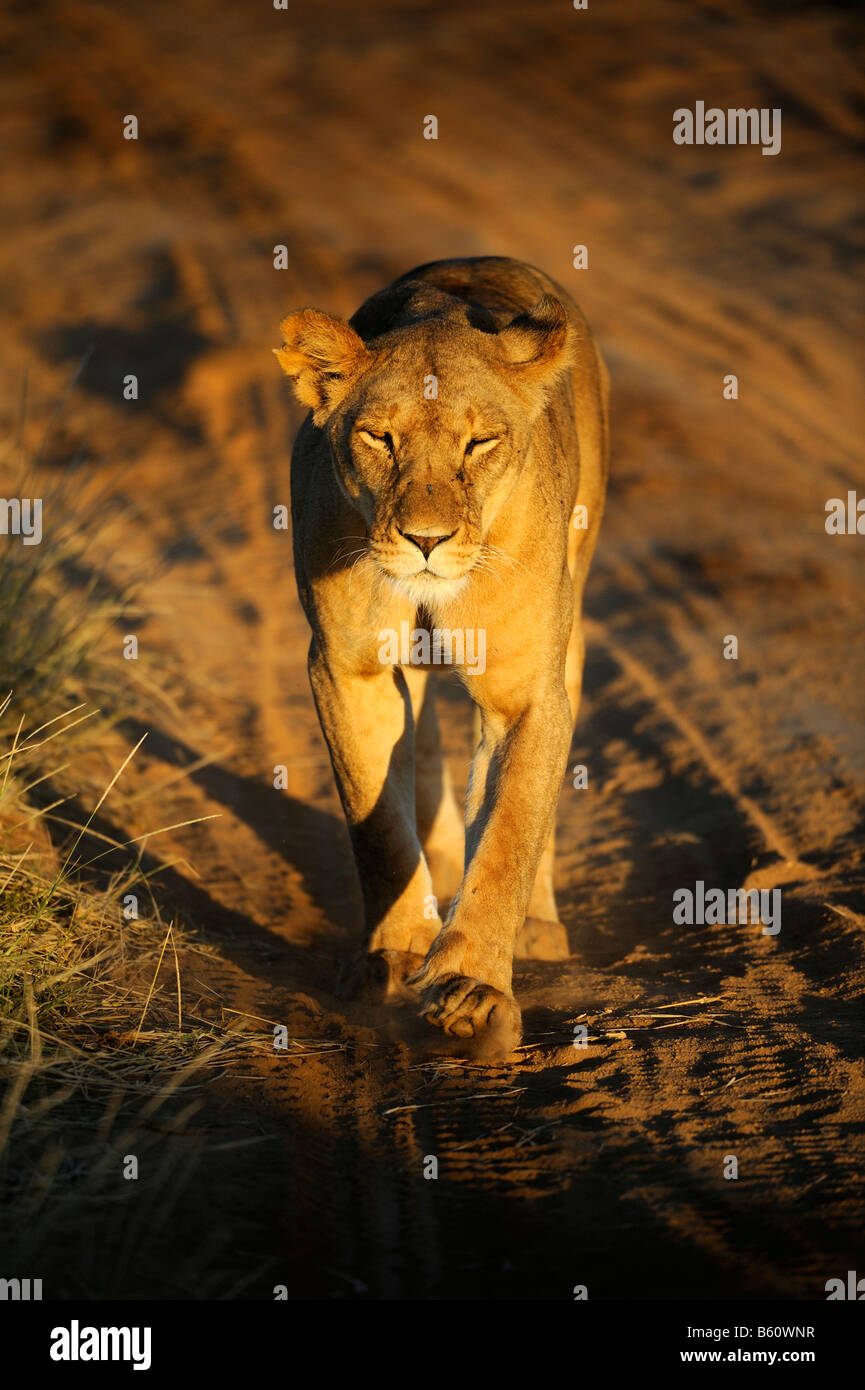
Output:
(519, 825), (570, 960)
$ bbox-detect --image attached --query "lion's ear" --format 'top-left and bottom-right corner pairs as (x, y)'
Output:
(274, 309), (371, 425)
(497, 294), (575, 399)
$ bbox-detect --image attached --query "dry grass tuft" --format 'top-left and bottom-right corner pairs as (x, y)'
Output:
(0, 435), (247, 1294)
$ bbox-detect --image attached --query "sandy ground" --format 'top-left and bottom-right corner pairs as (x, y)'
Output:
(1, 0), (863, 1298)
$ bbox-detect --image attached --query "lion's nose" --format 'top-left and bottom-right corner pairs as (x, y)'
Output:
(399, 529), (456, 560)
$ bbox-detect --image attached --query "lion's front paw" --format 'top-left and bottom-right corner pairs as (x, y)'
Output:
(417, 974), (522, 1056)
(338, 948), (426, 1004)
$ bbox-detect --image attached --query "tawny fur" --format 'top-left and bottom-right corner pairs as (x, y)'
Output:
(276, 257), (609, 1057)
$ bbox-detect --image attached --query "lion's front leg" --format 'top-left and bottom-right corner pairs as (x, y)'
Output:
(411, 687), (572, 1052)
(308, 651), (441, 999)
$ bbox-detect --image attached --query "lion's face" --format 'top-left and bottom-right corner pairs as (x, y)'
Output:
(276, 294), (574, 598)
(334, 327), (540, 598)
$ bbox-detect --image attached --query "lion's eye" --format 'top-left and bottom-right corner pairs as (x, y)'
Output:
(465, 437), (500, 457)
(358, 429), (394, 452)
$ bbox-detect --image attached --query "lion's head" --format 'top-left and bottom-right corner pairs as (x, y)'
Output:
(275, 285), (574, 599)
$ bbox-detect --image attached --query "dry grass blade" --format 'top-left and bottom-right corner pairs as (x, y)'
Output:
(133, 924), (175, 1043)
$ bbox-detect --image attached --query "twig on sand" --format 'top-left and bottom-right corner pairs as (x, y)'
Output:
(382, 1086), (526, 1117)
(645, 996), (726, 1009)
(698, 1074), (741, 1100)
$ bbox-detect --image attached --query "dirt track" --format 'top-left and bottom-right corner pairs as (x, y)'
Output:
(1, 0), (864, 1297)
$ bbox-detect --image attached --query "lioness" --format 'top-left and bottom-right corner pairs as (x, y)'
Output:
(275, 257), (608, 1055)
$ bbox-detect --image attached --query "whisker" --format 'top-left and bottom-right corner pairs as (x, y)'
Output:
(481, 543), (520, 571)
(328, 542), (371, 573)
(347, 550), (374, 592)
